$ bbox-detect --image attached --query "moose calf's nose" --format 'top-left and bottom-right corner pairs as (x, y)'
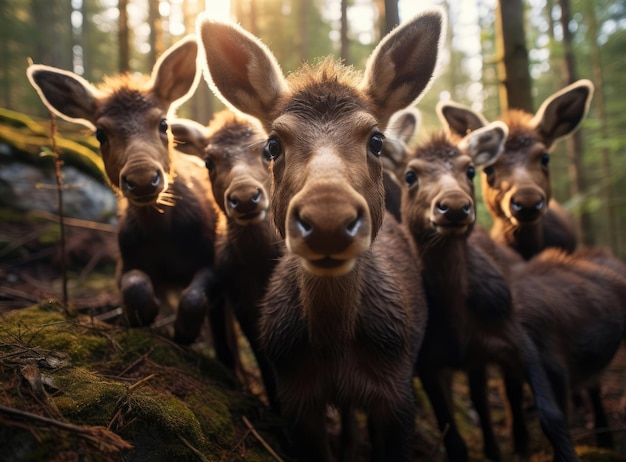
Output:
(227, 187), (264, 213)
(435, 198), (473, 223)
(290, 205), (365, 256)
(121, 170), (162, 197)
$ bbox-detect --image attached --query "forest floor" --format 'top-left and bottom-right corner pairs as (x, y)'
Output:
(1, 207), (626, 461)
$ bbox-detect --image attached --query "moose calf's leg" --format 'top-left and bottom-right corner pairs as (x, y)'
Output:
(120, 269), (159, 327)
(588, 386), (614, 448)
(286, 405), (331, 462)
(517, 331), (578, 462)
(368, 391), (416, 462)
(503, 375), (530, 457)
(234, 303), (278, 411)
(339, 409), (359, 462)
(420, 371), (469, 461)
(175, 267), (215, 344)
(468, 368), (501, 461)
(206, 290), (237, 370)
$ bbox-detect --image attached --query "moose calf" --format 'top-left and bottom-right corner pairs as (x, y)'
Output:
(437, 80), (594, 260)
(171, 110), (282, 410)
(197, 9), (445, 461)
(27, 37), (221, 345)
(401, 123), (577, 461)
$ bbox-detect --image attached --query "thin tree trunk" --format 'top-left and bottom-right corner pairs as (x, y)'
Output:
(118, 0), (130, 73)
(80, 0), (90, 80)
(340, 0), (349, 64)
(249, 0), (258, 37)
(584, 0), (616, 251)
(495, 0), (533, 112)
(0, 17), (10, 108)
(187, 0), (212, 124)
(299, 0), (308, 63)
(383, 0), (399, 34)
(558, 0), (593, 245)
(148, 0), (164, 68)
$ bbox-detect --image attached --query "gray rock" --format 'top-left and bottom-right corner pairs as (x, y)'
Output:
(0, 161), (117, 223)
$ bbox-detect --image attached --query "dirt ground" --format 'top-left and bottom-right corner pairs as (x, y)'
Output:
(1, 209), (625, 461)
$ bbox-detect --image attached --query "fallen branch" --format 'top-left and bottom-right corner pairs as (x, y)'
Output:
(177, 434), (210, 462)
(242, 416), (284, 462)
(0, 404), (132, 453)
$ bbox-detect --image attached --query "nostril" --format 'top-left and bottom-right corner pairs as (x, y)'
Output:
(151, 171), (161, 188)
(228, 198), (239, 209)
(535, 199), (544, 210)
(462, 204), (472, 215)
(296, 214), (313, 238)
(346, 217), (362, 238)
(511, 200), (522, 212)
(252, 190), (262, 204)
(436, 202), (449, 214)
(122, 176), (135, 191)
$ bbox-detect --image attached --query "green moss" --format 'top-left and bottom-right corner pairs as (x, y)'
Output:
(0, 303), (286, 461)
(0, 304), (111, 366)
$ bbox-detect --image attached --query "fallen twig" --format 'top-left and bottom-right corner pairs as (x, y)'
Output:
(0, 404), (132, 453)
(118, 347), (154, 377)
(178, 434), (210, 462)
(242, 415), (284, 462)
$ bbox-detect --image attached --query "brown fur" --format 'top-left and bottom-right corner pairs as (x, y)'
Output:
(483, 109), (576, 260)
(402, 129), (577, 462)
(198, 11), (445, 461)
(173, 111), (283, 409)
(437, 81), (594, 261)
(259, 62), (424, 462)
(27, 37), (221, 344)
(505, 247), (626, 451)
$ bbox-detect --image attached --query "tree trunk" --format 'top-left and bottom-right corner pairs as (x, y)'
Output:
(558, 0), (593, 246)
(340, 0), (349, 64)
(148, 0), (164, 68)
(249, 0), (259, 37)
(495, 0), (533, 112)
(32, 0), (72, 69)
(185, 0), (212, 124)
(118, 0), (130, 73)
(383, 0), (399, 34)
(299, 0), (308, 63)
(584, 0), (616, 251)
(80, 0), (90, 80)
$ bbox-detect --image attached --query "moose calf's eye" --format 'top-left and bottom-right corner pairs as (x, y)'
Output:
(368, 133), (384, 156)
(159, 118), (169, 133)
(541, 152), (550, 167)
(204, 157), (214, 171)
(405, 170), (418, 187)
(95, 128), (107, 145)
(467, 166), (476, 180)
(263, 136), (282, 161)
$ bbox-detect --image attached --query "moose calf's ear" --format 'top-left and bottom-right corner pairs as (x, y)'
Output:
(436, 100), (488, 140)
(170, 118), (209, 157)
(460, 121), (508, 168)
(387, 107), (421, 145)
(360, 8), (446, 129)
(26, 65), (99, 130)
(197, 15), (288, 131)
(531, 79), (594, 149)
(152, 35), (200, 110)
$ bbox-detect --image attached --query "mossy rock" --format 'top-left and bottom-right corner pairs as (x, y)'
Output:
(0, 302), (289, 462)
